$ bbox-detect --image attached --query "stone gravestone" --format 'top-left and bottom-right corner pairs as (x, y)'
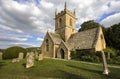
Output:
(26, 52), (30, 57)
(26, 52), (34, 68)
(18, 52), (24, 60)
(101, 51), (109, 75)
(12, 58), (20, 63)
(12, 52), (23, 63)
(34, 51), (38, 58)
(38, 54), (43, 61)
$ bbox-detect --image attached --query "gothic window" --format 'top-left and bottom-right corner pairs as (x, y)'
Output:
(59, 18), (62, 27)
(101, 34), (104, 49)
(101, 35), (103, 39)
(70, 18), (72, 26)
(46, 39), (49, 52)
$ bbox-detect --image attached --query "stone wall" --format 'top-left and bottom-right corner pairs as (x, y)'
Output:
(41, 33), (54, 58)
(57, 42), (70, 60)
(95, 27), (106, 51)
(55, 9), (76, 42)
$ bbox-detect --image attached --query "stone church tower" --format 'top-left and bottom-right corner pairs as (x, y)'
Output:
(55, 3), (76, 42)
(41, 3), (106, 60)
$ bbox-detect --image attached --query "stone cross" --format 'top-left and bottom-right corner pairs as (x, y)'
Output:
(38, 54), (43, 61)
(26, 52), (34, 68)
(101, 51), (109, 75)
(18, 52), (24, 60)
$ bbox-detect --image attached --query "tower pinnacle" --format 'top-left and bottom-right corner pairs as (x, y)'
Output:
(64, 2), (67, 10)
(74, 9), (76, 15)
(55, 8), (57, 16)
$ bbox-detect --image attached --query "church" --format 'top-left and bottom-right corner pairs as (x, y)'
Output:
(41, 3), (106, 60)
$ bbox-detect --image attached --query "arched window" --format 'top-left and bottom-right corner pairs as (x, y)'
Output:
(46, 39), (49, 52)
(101, 34), (104, 49)
(70, 18), (72, 26)
(59, 18), (62, 27)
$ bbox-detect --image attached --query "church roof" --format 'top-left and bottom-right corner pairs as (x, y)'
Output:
(47, 27), (100, 50)
(67, 27), (99, 50)
(48, 32), (62, 44)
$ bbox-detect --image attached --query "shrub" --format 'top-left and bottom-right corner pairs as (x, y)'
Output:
(108, 56), (120, 65)
(70, 49), (100, 62)
(2, 46), (27, 59)
(117, 50), (120, 56)
(81, 55), (100, 62)
(81, 55), (93, 62)
(70, 50), (76, 59)
(104, 47), (117, 60)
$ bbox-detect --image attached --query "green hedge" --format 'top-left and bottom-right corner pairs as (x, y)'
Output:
(2, 46), (27, 59)
(108, 56), (120, 65)
(103, 47), (117, 60)
(70, 48), (119, 65)
(70, 49), (101, 62)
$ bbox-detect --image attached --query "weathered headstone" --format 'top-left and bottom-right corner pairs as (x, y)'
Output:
(26, 52), (34, 68)
(12, 58), (20, 63)
(101, 51), (109, 75)
(31, 52), (34, 57)
(26, 52), (30, 57)
(34, 51), (38, 58)
(38, 54), (43, 61)
(18, 52), (24, 60)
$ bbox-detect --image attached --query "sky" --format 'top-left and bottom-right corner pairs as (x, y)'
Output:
(0, 0), (120, 49)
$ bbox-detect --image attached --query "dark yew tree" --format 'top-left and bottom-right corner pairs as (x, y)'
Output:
(105, 23), (120, 50)
(78, 20), (101, 32)
(2, 46), (27, 59)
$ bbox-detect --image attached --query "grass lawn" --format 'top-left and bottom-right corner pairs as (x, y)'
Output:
(0, 57), (120, 79)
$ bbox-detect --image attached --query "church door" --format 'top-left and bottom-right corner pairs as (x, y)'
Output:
(60, 49), (65, 59)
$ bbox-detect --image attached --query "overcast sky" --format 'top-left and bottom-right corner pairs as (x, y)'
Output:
(0, 0), (120, 49)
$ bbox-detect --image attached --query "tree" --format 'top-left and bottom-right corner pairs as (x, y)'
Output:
(2, 46), (27, 59)
(78, 20), (120, 56)
(78, 20), (120, 50)
(78, 20), (101, 32)
(104, 23), (120, 50)
(103, 47), (117, 60)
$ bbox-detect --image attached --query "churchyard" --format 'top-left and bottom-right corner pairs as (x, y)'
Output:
(0, 54), (120, 79)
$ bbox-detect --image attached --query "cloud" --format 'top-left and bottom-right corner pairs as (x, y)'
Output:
(0, 24), (23, 33)
(0, 42), (39, 49)
(100, 12), (120, 27)
(0, 0), (49, 36)
(36, 37), (44, 42)
(0, 36), (27, 42)
(13, 42), (39, 47)
(40, 0), (54, 9)
(0, 30), (33, 42)
(0, 0), (120, 49)
(0, 0), (120, 34)
(0, 30), (34, 49)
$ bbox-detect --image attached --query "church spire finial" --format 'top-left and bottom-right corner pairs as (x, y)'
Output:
(55, 8), (57, 16)
(64, 2), (67, 10)
(74, 9), (76, 15)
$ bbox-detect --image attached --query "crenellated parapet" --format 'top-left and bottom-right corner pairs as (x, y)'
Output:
(55, 2), (75, 19)
(55, 9), (75, 19)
